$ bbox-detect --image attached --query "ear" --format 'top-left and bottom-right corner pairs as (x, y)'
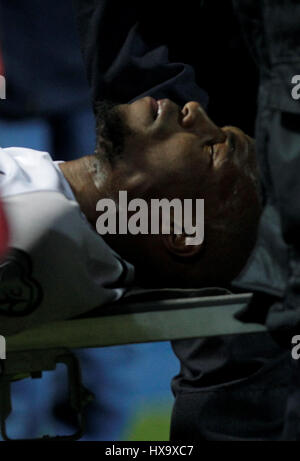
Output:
(162, 228), (204, 259)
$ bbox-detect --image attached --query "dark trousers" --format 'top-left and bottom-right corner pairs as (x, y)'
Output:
(233, 0), (300, 440)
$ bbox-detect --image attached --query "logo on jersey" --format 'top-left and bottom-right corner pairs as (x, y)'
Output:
(0, 249), (43, 316)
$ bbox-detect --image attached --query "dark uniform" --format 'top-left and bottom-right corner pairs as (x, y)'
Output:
(232, 0), (300, 440)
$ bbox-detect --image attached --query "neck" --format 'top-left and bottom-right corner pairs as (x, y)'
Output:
(59, 155), (107, 227)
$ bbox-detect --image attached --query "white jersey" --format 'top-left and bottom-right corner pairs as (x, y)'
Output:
(0, 147), (134, 336)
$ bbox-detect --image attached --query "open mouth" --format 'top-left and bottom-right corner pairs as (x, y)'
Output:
(150, 98), (159, 120)
(150, 98), (166, 121)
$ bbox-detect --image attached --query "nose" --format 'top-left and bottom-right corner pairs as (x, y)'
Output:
(181, 101), (226, 145)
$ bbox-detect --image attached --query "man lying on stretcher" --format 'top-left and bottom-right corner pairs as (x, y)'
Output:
(0, 96), (260, 335)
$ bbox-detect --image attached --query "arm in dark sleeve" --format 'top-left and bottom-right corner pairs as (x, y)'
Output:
(72, 0), (208, 108)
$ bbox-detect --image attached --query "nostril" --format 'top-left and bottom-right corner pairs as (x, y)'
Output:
(181, 106), (189, 123)
(182, 106), (188, 116)
(181, 104), (196, 128)
(179, 106), (186, 123)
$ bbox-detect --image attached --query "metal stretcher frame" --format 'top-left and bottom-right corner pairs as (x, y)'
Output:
(6, 292), (266, 353)
(1, 292), (267, 441)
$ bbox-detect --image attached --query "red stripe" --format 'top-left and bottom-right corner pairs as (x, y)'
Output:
(0, 197), (9, 259)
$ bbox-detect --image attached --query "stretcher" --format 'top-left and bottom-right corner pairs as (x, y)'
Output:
(0, 287), (266, 441)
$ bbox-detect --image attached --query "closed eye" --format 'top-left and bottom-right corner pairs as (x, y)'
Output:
(209, 144), (215, 163)
(226, 130), (236, 153)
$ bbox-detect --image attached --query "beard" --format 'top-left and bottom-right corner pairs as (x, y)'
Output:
(94, 100), (133, 165)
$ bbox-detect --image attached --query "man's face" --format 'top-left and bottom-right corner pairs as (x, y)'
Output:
(94, 97), (260, 286)
(96, 97), (259, 225)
